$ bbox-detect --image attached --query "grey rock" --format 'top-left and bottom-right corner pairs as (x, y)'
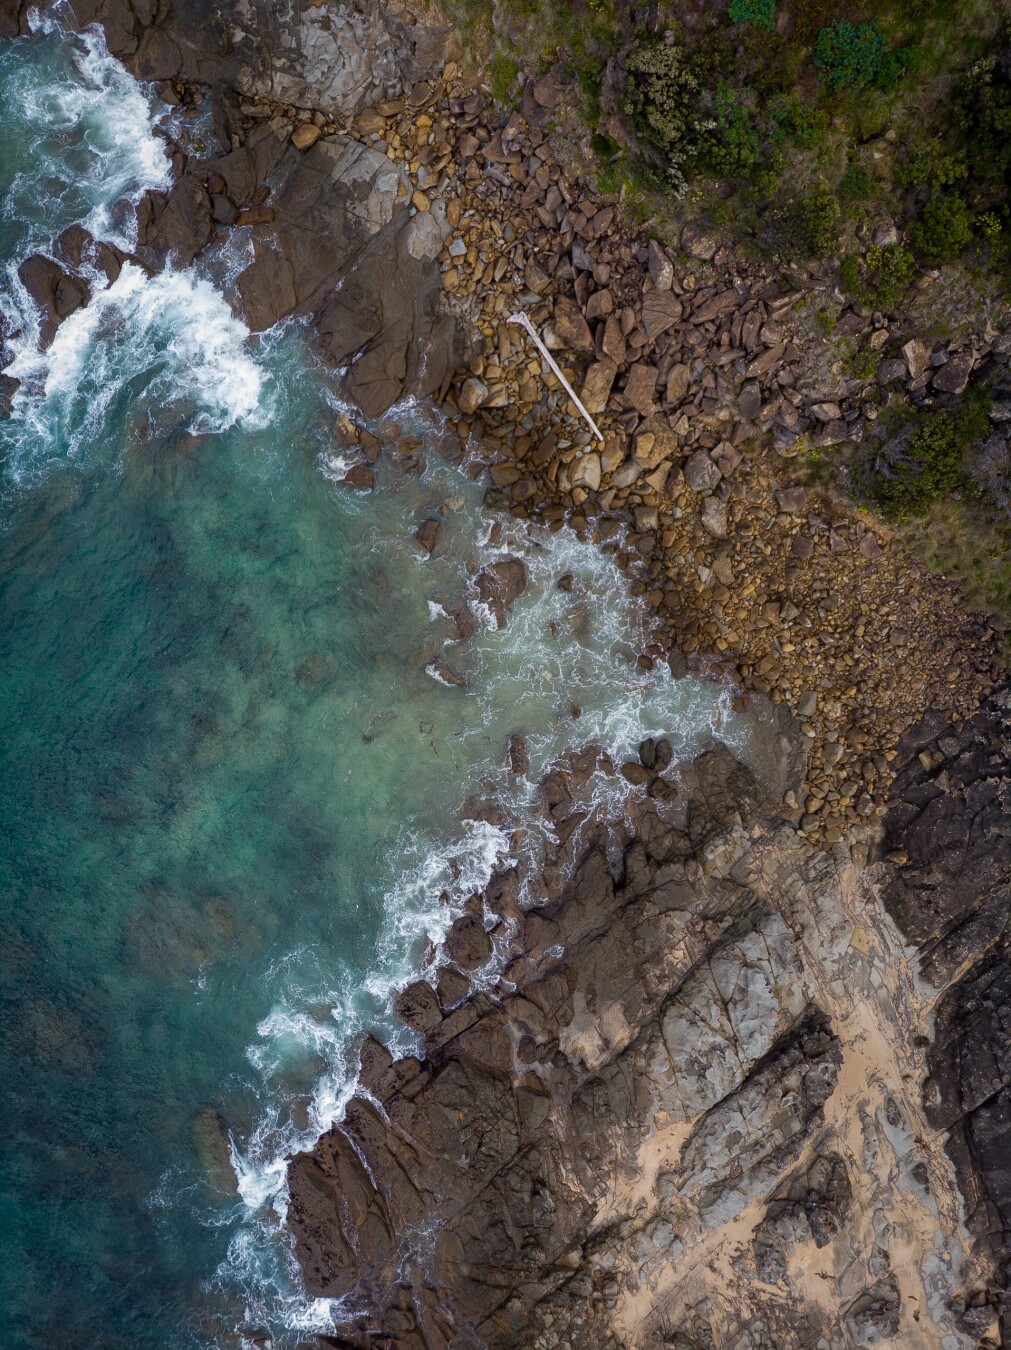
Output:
(684, 450), (722, 494)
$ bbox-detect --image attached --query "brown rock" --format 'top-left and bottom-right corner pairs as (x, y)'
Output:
(580, 360), (618, 415)
(291, 123), (323, 150)
(459, 377), (489, 414)
(474, 557), (527, 626)
(415, 518), (440, 556)
(395, 980), (443, 1033)
(509, 735), (530, 775)
(684, 450), (722, 494)
(585, 289), (613, 320)
(681, 220), (720, 260)
(641, 290), (682, 341)
(600, 315), (626, 365)
(444, 913), (492, 969)
(622, 363), (658, 415)
(666, 363), (692, 403)
(343, 463), (375, 490)
(620, 761), (651, 785)
(570, 452), (602, 491)
(554, 296), (593, 352)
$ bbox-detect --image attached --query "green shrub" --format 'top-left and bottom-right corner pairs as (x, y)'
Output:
(896, 144), (968, 191)
(862, 244), (917, 310)
(489, 52), (520, 102)
(622, 37), (712, 194)
(728, 0), (776, 31)
(699, 83), (761, 176)
(954, 53), (1011, 190)
(910, 193), (973, 264)
(847, 346), (878, 381)
(873, 389), (992, 515)
(815, 21), (896, 92)
(839, 164), (872, 200)
(792, 186), (840, 257)
(768, 94), (829, 151)
(839, 254), (861, 292)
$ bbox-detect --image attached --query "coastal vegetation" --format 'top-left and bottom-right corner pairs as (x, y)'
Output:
(442, 0), (1011, 630)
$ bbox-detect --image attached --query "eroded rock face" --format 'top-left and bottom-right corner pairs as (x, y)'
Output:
(884, 685), (1011, 1339)
(5, 0), (463, 421)
(287, 742), (991, 1347)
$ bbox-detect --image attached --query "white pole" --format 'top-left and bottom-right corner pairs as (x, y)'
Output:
(507, 310), (605, 443)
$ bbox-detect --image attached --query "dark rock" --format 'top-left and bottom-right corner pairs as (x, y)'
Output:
(342, 463), (374, 490)
(474, 557), (527, 627)
(620, 761), (651, 785)
(508, 735), (530, 776)
(16, 254), (89, 347)
(444, 913), (492, 970)
(684, 450), (722, 494)
(932, 351), (975, 395)
(395, 980), (443, 1034)
(681, 220), (719, 260)
(415, 517), (440, 556)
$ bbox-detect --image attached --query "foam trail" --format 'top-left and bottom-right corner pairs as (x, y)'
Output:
(4, 19), (170, 251)
(216, 427), (753, 1343)
(2, 265), (271, 489)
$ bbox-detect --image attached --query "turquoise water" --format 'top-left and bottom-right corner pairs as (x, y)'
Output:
(0, 24), (749, 1350)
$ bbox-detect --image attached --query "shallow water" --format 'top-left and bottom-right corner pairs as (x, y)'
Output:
(0, 24), (755, 1349)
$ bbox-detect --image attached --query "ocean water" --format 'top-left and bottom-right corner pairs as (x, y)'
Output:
(0, 24), (753, 1349)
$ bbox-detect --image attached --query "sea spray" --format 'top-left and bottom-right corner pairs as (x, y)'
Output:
(0, 29), (765, 1349)
(1, 19), (170, 253)
(217, 413), (758, 1343)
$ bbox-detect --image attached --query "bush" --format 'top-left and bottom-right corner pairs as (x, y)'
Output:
(839, 254), (861, 292)
(862, 244), (917, 310)
(728, 0), (776, 31)
(815, 21), (893, 92)
(910, 192), (973, 264)
(622, 37), (713, 194)
(954, 53), (1011, 190)
(793, 186), (840, 257)
(698, 83), (761, 176)
(768, 94), (829, 151)
(839, 164), (872, 201)
(896, 144), (968, 192)
(873, 389), (992, 515)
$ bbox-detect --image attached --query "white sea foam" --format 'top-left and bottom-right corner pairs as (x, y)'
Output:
(2, 264), (271, 486)
(10, 19), (171, 251)
(216, 417), (757, 1342)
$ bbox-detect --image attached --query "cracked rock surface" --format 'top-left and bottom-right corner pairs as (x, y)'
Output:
(288, 734), (1004, 1347)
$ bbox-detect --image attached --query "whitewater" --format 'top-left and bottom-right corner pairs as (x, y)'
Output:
(0, 23), (756, 1348)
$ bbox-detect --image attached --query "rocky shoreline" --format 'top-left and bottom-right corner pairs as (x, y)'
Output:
(2, 0), (1011, 1344)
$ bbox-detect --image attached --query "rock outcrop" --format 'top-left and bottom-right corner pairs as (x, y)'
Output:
(288, 736), (999, 1347)
(883, 686), (1011, 1341)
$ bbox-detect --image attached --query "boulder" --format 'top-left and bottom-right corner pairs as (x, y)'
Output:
(16, 254), (89, 347)
(681, 220), (720, 260)
(647, 239), (674, 290)
(395, 980), (443, 1034)
(474, 557), (527, 627)
(580, 360), (617, 415)
(684, 450), (722, 494)
(570, 451), (602, 491)
(444, 913), (492, 970)
(553, 296), (593, 352)
(932, 351), (975, 395)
